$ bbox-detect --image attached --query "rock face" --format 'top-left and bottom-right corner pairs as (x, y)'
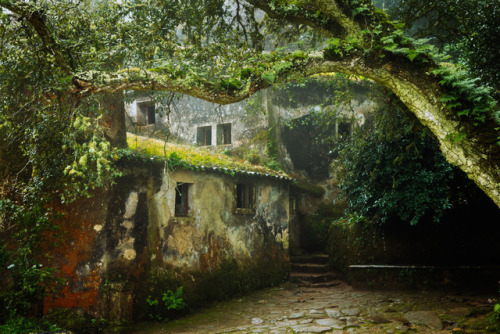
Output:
(404, 311), (443, 330)
(42, 161), (291, 323)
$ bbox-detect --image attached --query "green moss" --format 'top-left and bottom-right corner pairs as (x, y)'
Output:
(125, 133), (289, 177)
(290, 50), (307, 60)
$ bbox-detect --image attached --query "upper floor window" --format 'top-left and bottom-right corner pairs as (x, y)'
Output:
(197, 126), (212, 146)
(138, 102), (155, 125)
(217, 123), (232, 145)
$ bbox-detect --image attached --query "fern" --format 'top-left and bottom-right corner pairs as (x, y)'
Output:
(431, 64), (499, 129)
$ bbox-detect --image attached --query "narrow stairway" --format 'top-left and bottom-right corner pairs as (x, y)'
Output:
(290, 253), (341, 288)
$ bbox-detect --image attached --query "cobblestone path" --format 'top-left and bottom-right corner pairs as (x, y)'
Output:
(132, 281), (496, 333)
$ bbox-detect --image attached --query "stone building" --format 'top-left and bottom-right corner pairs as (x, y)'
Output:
(125, 82), (376, 175)
(124, 81), (377, 257)
(125, 92), (268, 150)
(42, 147), (291, 325)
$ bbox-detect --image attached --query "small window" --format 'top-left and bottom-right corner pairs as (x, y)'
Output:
(217, 123), (232, 145)
(289, 197), (296, 216)
(197, 126), (212, 146)
(175, 183), (191, 216)
(234, 183), (255, 214)
(338, 121), (351, 139)
(138, 102), (155, 125)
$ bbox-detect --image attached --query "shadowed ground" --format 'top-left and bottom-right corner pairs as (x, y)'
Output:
(129, 281), (496, 333)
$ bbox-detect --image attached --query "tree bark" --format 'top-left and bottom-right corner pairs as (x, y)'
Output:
(101, 93), (127, 149)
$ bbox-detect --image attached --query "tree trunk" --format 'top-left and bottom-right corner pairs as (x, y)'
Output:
(101, 93), (128, 148)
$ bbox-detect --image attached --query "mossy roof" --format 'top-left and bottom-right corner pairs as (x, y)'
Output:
(126, 133), (291, 180)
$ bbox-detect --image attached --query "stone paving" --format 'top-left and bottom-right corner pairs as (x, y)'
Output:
(132, 280), (497, 333)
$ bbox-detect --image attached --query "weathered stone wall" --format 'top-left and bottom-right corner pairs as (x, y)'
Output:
(125, 82), (376, 179)
(125, 93), (268, 152)
(43, 159), (290, 327)
(328, 218), (500, 290)
(150, 168), (290, 271)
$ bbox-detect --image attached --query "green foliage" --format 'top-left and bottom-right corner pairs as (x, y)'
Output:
(493, 303), (500, 332)
(0, 205), (59, 324)
(322, 5), (499, 139)
(272, 61), (294, 74)
(61, 114), (121, 202)
(379, 32), (435, 63)
(261, 71), (276, 85)
(0, 314), (60, 334)
(374, 0), (500, 138)
(264, 158), (282, 171)
(324, 37), (363, 60)
(220, 78), (243, 91)
(431, 65), (498, 128)
(146, 287), (186, 321)
(382, 0), (500, 92)
(244, 150), (262, 165)
(264, 126), (283, 172)
(0, 0), (498, 327)
(338, 102), (466, 225)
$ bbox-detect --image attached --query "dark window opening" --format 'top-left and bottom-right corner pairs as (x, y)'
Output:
(138, 103), (155, 125)
(217, 123), (232, 145)
(197, 126), (212, 146)
(289, 197), (296, 216)
(236, 183), (254, 209)
(175, 183), (190, 216)
(338, 121), (351, 138)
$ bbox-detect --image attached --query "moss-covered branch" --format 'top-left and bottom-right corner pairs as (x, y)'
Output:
(72, 68), (269, 105)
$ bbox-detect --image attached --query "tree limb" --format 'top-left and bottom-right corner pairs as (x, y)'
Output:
(0, 0), (72, 73)
(72, 47), (500, 208)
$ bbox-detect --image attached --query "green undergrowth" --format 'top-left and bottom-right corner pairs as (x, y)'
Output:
(0, 315), (61, 334)
(125, 133), (289, 177)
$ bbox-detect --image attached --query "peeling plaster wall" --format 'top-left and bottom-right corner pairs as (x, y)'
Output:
(43, 161), (290, 323)
(125, 93), (268, 150)
(151, 169), (289, 271)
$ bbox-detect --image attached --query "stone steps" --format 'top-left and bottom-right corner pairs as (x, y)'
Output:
(290, 253), (329, 265)
(291, 263), (329, 274)
(290, 253), (340, 287)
